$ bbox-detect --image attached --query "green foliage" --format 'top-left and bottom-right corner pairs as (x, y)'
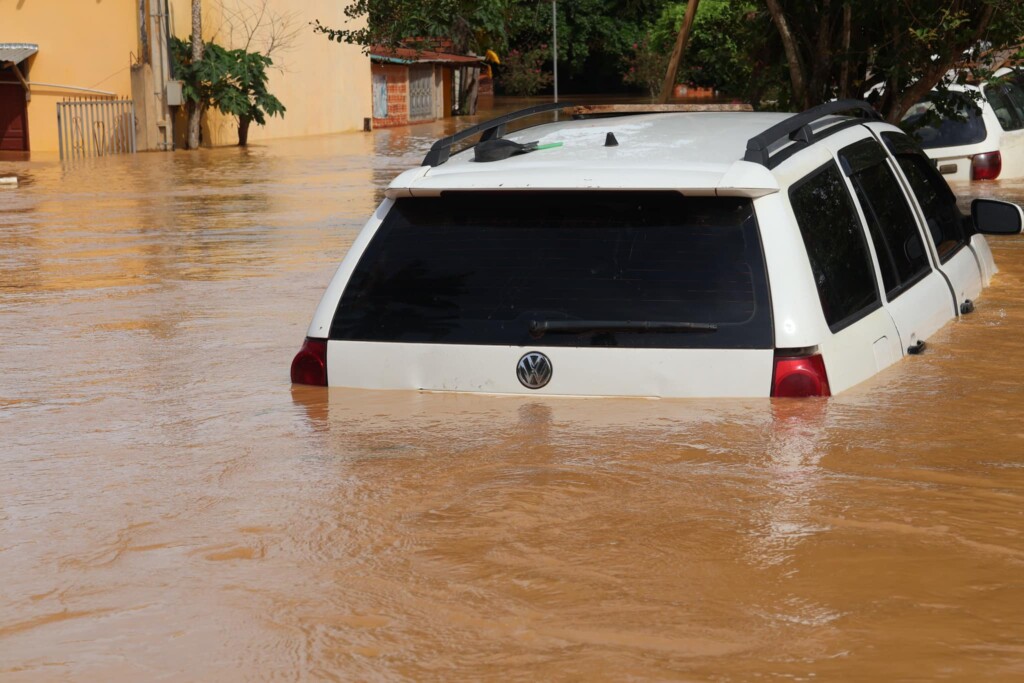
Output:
(171, 36), (285, 136)
(621, 39), (668, 97)
(314, 0), (1024, 119)
(312, 0), (512, 54)
(497, 46), (554, 96)
(762, 0), (1024, 120)
(643, 0), (755, 95)
(314, 0), (673, 84)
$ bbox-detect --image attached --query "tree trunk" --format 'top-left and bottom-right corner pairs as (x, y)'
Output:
(188, 0), (203, 150)
(808, 0), (833, 105)
(764, 0), (807, 109)
(657, 0), (700, 104)
(838, 3), (852, 99)
(238, 116), (251, 146)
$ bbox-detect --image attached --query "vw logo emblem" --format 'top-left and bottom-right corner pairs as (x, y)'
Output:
(516, 351), (552, 389)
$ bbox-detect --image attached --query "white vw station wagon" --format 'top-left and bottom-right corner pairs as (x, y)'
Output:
(292, 101), (1024, 398)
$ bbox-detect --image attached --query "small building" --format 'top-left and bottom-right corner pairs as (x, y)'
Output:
(370, 46), (484, 128)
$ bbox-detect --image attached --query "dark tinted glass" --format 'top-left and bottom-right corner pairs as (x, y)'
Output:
(331, 192), (772, 349)
(902, 92), (987, 148)
(842, 140), (931, 298)
(789, 162), (880, 331)
(881, 132), (968, 262)
(984, 84), (1024, 131)
(1000, 82), (1024, 129)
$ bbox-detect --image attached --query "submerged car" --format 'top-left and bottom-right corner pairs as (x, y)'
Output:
(292, 100), (1024, 398)
(902, 72), (1024, 181)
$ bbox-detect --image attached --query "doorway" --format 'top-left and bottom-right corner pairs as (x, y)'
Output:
(0, 65), (29, 151)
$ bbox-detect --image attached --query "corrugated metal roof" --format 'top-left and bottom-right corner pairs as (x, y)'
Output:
(0, 43), (39, 65)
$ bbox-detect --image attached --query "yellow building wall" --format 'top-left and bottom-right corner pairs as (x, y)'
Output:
(169, 0), (371, 147)
(1, 0), (138, 153)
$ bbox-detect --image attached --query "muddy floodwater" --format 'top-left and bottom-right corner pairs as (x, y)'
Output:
(3, 112), (1024, 681)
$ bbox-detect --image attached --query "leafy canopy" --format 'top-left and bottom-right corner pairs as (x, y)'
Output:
(171, 36), (285, 126)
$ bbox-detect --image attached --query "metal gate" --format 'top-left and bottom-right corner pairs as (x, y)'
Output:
(57, 98), (136, 161)
(408, 66), (434, 121)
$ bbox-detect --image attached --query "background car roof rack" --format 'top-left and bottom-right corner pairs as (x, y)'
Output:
(422, 102), (570, 167)
(743, 99), (882, 169)
(570, 103), (753, 116)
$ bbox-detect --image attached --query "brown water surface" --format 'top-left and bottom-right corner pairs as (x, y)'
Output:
(3, 115), (1024, 681)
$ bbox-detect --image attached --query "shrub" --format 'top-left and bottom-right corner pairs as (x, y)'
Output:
(498, 46), (554, 96)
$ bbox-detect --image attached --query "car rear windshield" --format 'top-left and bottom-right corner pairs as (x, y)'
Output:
(330, 192), (772, 349)
(901, 92), (987, 149)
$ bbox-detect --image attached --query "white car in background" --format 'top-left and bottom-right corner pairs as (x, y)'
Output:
(902, 70), (1024, 181)
(292, 101), (1024, 398)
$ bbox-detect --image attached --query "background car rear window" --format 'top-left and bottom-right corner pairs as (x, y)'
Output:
(984, 83), (1024, 131)
(330, 192), (772, 349)
(901, 92), (987, 148)
(789, 162), (880, 332)
(882, 132), (969, 262)
(840, 139), (932, 299)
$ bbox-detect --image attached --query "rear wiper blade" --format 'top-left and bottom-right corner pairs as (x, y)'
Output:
(528, 319), (718, 337)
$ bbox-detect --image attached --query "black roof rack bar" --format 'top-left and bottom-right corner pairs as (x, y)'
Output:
(422, 102), (571, 167)
(743, 99), (881, 167)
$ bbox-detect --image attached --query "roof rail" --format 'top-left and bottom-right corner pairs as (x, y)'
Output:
(743, 99), (881, 168)
(421, 102), (570, 167)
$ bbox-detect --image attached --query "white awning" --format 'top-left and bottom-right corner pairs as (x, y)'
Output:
(0, 43), (39, 66)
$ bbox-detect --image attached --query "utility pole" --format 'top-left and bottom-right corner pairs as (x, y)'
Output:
(658, 0), (700, 104)
(552, 0), (559, 103)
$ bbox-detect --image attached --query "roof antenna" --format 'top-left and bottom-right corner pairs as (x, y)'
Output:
(605, 132), (619, 147)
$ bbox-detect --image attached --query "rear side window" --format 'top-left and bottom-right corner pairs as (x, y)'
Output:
(882, 132), (969, 262)
(789, 162), (880, 331)
(984, 84), (1024, 131)
(1003, 82), (1024, 126)
(840, 139), (932, 299)
(331, 192), (772, 349)
(901, 92), (987, 148)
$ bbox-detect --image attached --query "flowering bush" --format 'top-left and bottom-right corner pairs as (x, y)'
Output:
(498, 46), (554, 96)
(621, 38), (669, 97)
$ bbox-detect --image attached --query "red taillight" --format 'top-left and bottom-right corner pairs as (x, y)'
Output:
(290, 338), (327, 386)
(971, 151), (1002, 180)
(771, 352), (831, 398)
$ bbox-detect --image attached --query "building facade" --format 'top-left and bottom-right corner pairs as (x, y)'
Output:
(1, 0), (371, 155)
(169, 0), (371, 147)
(1, 1), (138, 154)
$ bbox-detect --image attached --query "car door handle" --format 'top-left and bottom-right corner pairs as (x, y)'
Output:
(907, 340), (927, 355)
(960, 299), (975, 314)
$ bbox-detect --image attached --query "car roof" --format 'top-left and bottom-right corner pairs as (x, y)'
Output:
(386, 105), (887, 197)
(443, 112), (790, 171)
(387, 112), (792, 196)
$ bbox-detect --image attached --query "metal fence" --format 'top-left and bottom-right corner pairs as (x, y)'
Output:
(56, 98), (136, 161)
(408, 66), (434, 122)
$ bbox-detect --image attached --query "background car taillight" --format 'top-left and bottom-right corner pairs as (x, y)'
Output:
(971, 151), (1002, 180)
(291, 338), (327, 386)
(771, 352), (831, 398)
